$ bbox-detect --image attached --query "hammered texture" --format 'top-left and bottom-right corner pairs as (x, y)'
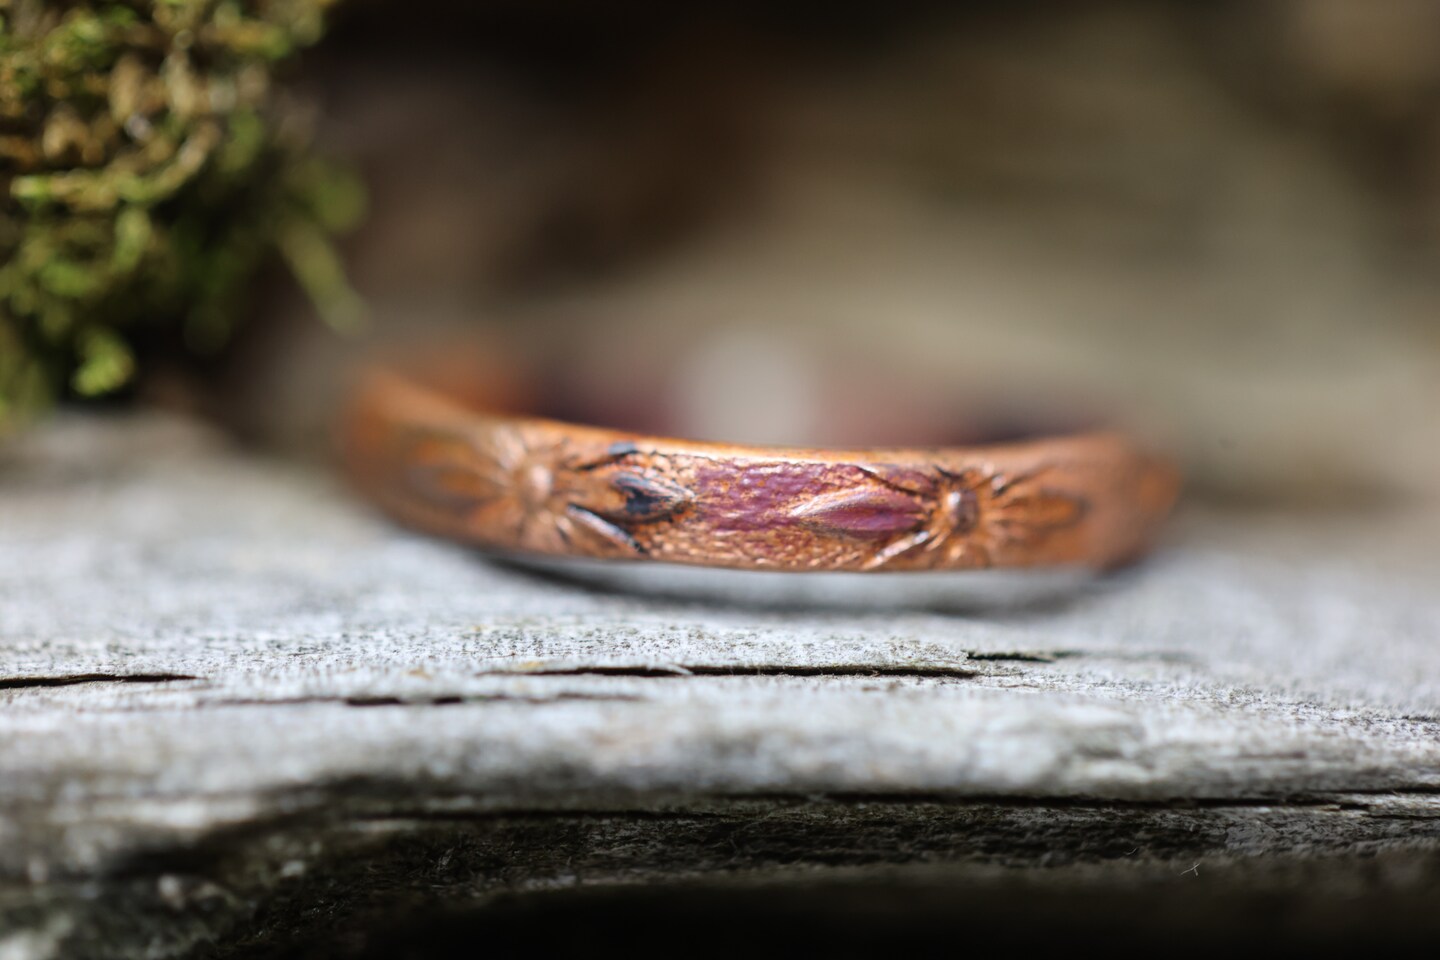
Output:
(342, 371), (1179, 572)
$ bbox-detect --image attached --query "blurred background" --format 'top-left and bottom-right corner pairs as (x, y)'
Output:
(250, 0), (1440, 507)
(8, 0), (1440, 505)
(4, 7), (1440, 954)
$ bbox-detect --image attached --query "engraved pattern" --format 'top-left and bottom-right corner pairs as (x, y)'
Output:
(789, 487), (927, 540)
(395, 425), (693, 557)
(794, 464), (1085, 570)
(346, 371), (1176, 573)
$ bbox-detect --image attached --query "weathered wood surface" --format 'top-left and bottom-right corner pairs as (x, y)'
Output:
(2, 413), (1439, 957)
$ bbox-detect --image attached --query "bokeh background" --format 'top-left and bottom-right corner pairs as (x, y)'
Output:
(241, 0), (1440, 509)
(11, 0), (1440, 507)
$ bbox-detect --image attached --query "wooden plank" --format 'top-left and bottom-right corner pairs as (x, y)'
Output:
(1, 413), (1438, 958)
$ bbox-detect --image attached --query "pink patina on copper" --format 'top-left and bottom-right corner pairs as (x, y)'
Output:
(342, 369), (1179, 573)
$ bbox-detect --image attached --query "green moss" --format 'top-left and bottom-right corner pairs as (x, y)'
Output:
(0, 0), (361, 432)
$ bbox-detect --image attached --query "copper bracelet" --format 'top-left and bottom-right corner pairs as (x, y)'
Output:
(341, 367), (1179, 573)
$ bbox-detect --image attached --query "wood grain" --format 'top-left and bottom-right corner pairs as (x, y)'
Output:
(1, 413), (1437, 958)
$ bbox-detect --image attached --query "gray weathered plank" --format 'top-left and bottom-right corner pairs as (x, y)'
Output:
(1, 413), (1438, 957)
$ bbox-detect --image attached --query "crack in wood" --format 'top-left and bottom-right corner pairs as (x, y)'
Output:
(965, 651), (1076, 663)
(495, 664), (979, 679)
(341, 693), (645, 706)
(0, 672), (199, 690)
(196, 692), (648, 708)
(346, 794), (1440, 820)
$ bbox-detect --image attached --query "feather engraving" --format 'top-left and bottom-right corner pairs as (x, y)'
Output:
(396, 426), (692, 557)
(789, 487), (926, 539)
(791, 463), (1085, 569)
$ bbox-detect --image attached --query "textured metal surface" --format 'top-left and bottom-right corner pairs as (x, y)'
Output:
(341, 370), (1179, 572)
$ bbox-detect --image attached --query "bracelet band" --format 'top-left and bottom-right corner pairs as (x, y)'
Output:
(341, 368), (1179, 573)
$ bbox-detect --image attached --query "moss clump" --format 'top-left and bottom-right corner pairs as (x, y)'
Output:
(0, 0), (362, 431)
